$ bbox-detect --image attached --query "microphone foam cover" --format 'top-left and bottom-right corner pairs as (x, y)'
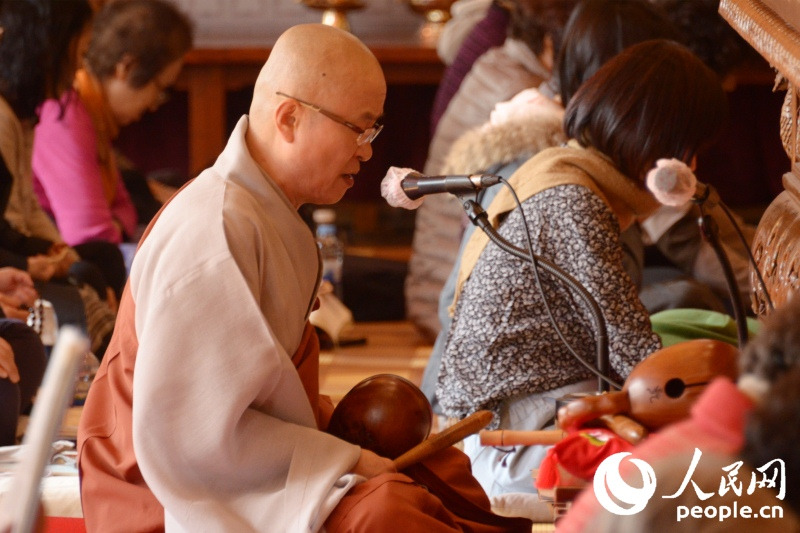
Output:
(380, 166), (424, 210)
(645, 158), (697, 206)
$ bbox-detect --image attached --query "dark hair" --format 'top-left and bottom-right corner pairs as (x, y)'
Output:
(739, 296), (800, 383)
(48, 0), (93, 98)
(0, 0), (90, 120)
(742, 365), (800, 515)
(650, 0), (752, 77)
(508, 0), (579, 58)
(564, 39), (727, 183)
(0, 0), (46, 119)
(85, 0), (193, 88)
(557, 0), (679, 106)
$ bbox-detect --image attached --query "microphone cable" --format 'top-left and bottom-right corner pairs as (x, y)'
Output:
(712, 199), (774, 313)
(461, 178), (622, 392)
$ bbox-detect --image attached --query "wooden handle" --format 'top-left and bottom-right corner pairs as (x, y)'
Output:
(598, 414), (647, 445)
(557, 390), (631, 430)
(392, 410), (493, 471)
(479, 429), (566, 447)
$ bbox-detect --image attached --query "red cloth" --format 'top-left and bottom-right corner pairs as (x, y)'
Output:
(43, 517), (87, 533)
(536, 428), (634, 490)
(77, 285), (164, 533)
(325, 446), (531, 533)
(556, 377), (753, 532)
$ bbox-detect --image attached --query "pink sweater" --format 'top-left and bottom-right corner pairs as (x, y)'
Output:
(32, 93), (137, 245)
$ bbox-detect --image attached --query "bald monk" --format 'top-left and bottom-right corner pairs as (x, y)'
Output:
(77, 24), (528, 533)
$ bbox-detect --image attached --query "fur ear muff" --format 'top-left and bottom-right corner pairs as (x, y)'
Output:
(645, 158), (697, 206)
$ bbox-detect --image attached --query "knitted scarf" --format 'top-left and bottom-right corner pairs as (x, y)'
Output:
(452, 140), (661, 313)
(74, 68), (119, 206)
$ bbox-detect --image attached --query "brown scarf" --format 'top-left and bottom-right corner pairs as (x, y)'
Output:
(74, 68), (120, 206)
(451, 140), (661, 314)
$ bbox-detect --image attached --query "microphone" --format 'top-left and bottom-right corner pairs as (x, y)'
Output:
(645, 158), (712, 207)
(380, 166), (501, 210)
(646, 157), (752, 346)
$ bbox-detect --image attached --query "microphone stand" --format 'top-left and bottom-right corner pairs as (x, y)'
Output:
(461, 199), (613, 392)
(695, 188), (749, 348)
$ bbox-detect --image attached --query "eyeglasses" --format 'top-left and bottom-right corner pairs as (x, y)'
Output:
(275, 91), (383, 146)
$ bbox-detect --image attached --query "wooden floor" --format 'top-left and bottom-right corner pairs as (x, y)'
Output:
(319, 321), (432, 406)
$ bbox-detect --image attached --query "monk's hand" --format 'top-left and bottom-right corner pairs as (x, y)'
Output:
(351, 449), (395, 479)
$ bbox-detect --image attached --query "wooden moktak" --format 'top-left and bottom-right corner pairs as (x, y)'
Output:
(481, 339), (740, 447)
(328, 373), (493, 469)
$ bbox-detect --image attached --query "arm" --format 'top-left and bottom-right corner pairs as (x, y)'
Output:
(0, 267), (37, 307)
(32, 97), (125, 245)
(132, 254), (363, 532)
(436, 0), (493, 64)
(538, 189), (661, 378)
(647, 197), (754, 302)
(439, 187), (660, 420)
(0, 217), (51, 257)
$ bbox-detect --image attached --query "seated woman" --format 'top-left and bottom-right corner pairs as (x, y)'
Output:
(407, 0), (578, 341)
(436, 39), (728, 497)
(420, 0), (680, 416)
(32, 0), (193, 251)
(0, 0), (117, 355)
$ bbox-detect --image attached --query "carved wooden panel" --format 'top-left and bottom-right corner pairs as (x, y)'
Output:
(751, 174), (800, 313)
(720, 0), (800, 315)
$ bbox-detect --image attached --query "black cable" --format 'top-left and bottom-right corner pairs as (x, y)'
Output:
(460, 186), (620, 391)
(715, 200), (774, 312)
(697, 203), (749, 348)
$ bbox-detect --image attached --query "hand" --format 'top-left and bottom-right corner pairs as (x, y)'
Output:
(0, 267), (37, 306)
(351, 449), (395, 479)
(0, 337), (19, 383)
(0, 294), (30, 321)
(27, 255), (56, 281)
(47, 244), (76, 278)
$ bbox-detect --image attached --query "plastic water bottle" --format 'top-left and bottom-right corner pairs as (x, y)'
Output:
(73, 351), (100, 406)
(313, 208), (345, 299)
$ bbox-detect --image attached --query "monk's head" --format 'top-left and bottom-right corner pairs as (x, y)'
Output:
(247, 24), (386, 208)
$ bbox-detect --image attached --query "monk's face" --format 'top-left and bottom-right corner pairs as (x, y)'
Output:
(287, 76), (386, 206)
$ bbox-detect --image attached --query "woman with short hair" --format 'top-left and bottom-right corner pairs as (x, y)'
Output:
(437, 39), (728, 496)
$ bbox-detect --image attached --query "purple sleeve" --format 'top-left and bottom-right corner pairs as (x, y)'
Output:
(430, 1), (510, 134)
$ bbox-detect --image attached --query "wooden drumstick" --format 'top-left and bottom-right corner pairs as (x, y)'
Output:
(598, 414), (647, 445)
(393, 410), (493, 471)
(479, 429), (567, 447)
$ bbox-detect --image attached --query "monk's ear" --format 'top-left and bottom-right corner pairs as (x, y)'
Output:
(274, 100), (298, 143)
